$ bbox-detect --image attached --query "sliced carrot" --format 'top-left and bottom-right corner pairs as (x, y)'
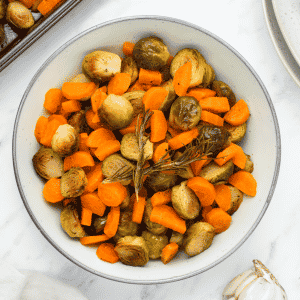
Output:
(131, 194), (146, 224)
(206, 208), (232, 233)
(62, 82), (97, 100)
(152, 142), (169, 164)
(17, 0), (35, 8)
(107, 73), (131, 95)
(127, 80), (145, 92)
(98, 86), (107, 93)
(161, 242), (179, 264)
(61, 100), (81, 113)
(122, 41), (135, 56)
(186, 87), (216, 101)
(48, 114), (67, 124)
(150, 205), (186, 234)
(42, 178), (64, 203)
(231, 144), (247, 169)
(150, 110), (168, 143)
(64, 151), (95, 171)
(214, 184), (231, 211)
(91, 89), (107, 113)
(228, 170), (257, 197)
(44, 88), (63, 113)
(190, 155), (210, 176)
(85, 108), (102, 130)
(224, 99), (250, 126)
(200, 110), (224, 126)
(97, 182), (128, 207)
(199, 97), (230, 113)
(85, 163), (104, 193)
(202, 205), (213, 221)
(80, 234), (110, 245)
(39, 118), (61, 147)
(215, 143), (246, 169)
(34, 116), (48, 143)
(104, 206), (120, 238)
(143, 87), (168, 111)
(139, 68), (162, 86)
(168, 127), (199, 150)
(81, 192), (106, 216)
(38, 0), (61, 15)
(86, 128), (116, 148)
(187, 177), (216, 207)
(151, 189), (172, 207)
(81, 207), (93, 226)
(96, 243), (119, 263)
(119, 116), (141, 135)
(94, 140), (121, 161)
(173, 61), (192, 96)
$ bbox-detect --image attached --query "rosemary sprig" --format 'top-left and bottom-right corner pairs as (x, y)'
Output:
(101, 165), (134, 184)
(133, 109), (153, 201)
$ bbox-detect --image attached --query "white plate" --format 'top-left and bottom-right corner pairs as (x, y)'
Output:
(262, 0), (300, 87)
(272, 0), (300, 67)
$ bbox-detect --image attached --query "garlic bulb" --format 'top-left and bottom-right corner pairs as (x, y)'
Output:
(222, 260), (287, 300)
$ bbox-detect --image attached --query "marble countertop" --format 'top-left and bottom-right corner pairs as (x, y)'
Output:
(0, 0), (299, 298)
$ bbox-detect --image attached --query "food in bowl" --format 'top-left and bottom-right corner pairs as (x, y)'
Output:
(31, 35), (257, 267)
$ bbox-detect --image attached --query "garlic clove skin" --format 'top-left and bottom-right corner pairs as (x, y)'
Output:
(222, 260), (287, 300)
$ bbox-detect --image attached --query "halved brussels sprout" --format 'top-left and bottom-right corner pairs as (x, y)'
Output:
(159, 79), (176, 111)
(211, 80), (237, 108)
(142, 231), (168, 259)
(224, 122), (247, 144)
(82, 50), (122, 82)
(227, 185), (243, 215)
(68, 110), (89, 135)
(99, 94), (134, 129)
(145, 172), (177, 192)
(122, 91), (145, 119)
(115, 236), (149, 266)
(60, 167), (87, 198)
(94, 215), (107, 233)
(116, 211), (138, 238)
(60, 205), (85, 238)
(51, 124), (79, 157)
(170, 231), (184, 248)
(183, 221), (215, 256)
(199, 161), (234, 184)
(32, 147), (64, 180)
(121, 56), (138, 84)
(132, 36), (170, 70)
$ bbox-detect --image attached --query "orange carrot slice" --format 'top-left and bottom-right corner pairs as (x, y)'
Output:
(96, 243), (119, 263)
(150, 110), (168, 143)
(168, 127), (199, 150)
(81, 192), (106, 216)
(173, 61), (192, 96)
(43, 178), (64, 203)
(206, 208), (232, 233)
(228, 170), (257, 197)
(214, 184), (231, 211)
(104, 206), (120, 238)
(224, 99), (250, 126)
(200, 110), (224, 126)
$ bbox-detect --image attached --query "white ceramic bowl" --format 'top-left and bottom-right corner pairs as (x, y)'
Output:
(13, 16), (281, 284)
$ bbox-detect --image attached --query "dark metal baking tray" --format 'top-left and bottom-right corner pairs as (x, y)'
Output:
(0, 0), (81, 72)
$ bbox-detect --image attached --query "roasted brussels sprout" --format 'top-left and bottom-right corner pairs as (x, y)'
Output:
(102, 154), (135, 185)
(116, 211), (138, 238)
(143, 199), (168, 235)
(201, 63), (216, 88)
(183, 222), (215, 256)
(197, 124), (230, 155)
(170, 48), (206, 87)
(227, 185), (243, 215)
(120, 133), (153, 161)
(224, 122), (247, 144)
(68, 110), (89, 135)
(172, 181), (200, 220)
(60, 205), (85, 238)
(60, 167), (87, 198)
(169, 96), (202, 131)
(51, 124), (79, 157)
(199, 161), (234, 184)
(132, 36), (170, 70)
(145, 172), (177, 192)
(32, 147), (64, 180)
(121, 56), (138, 84)
(142, 231), (168, 259)
(82, 50), (122, 82)
(170, 231), (184, 248)
(211, 80), (236, 108)
(0, 0), (6, 20)
(94, 215), (107, 233)
(6, 2), (34, 29)
(122, 91), (145, 119)
(115, 236), (149, 266)
(99, 94), (134, 129)
(159, 79), (176, 111)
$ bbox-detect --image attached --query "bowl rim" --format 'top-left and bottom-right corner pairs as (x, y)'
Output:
(12, 15), (281, 284)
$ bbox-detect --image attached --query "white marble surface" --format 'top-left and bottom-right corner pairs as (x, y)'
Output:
(0, 0), (299, 299)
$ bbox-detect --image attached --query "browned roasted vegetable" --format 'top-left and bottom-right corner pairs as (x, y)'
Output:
(142, 231), (168, 259)
(60, 205), (85, 238)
